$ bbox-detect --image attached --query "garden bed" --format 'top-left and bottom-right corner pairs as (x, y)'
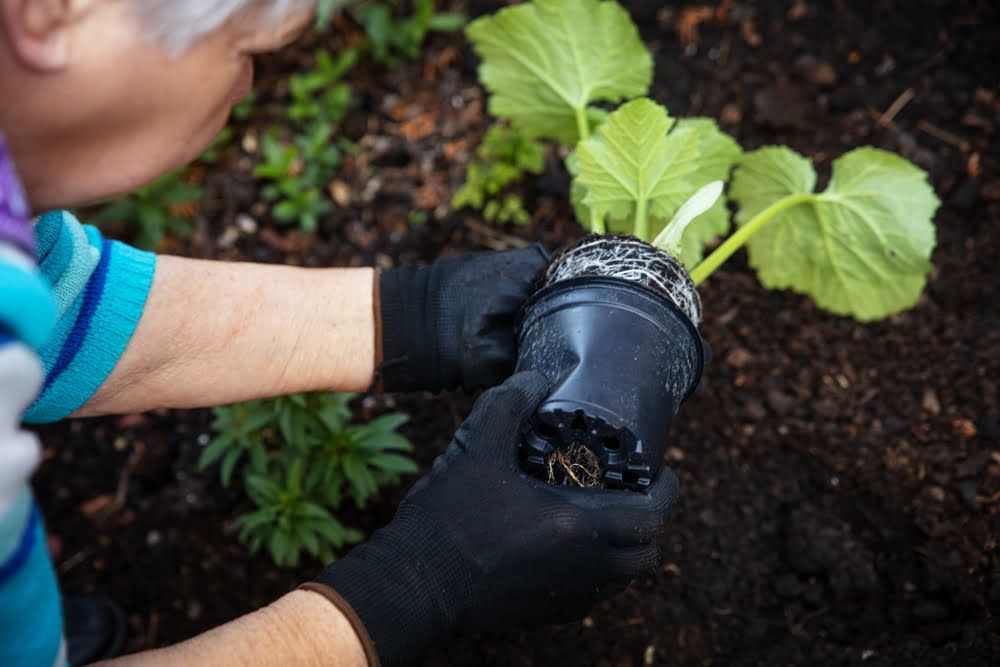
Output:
(34, 1), (998, 664)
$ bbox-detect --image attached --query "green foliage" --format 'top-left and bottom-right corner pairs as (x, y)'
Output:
(257, 1), (461, 232)
(727, 146), (939, 321)
(252, 49), (359, 232)
(465, 0), (939, 322)
(452, 125), (545, 226)
(94, 170), (203, 250)
(254, 126), (345, 232)
(201, 392), (416, 567)
(671, 118), (743, 267)
(572, 100), (741, 264)
(287, 50), (357, 129)
(355, 0), (465, 64)
(575, 99), (701, 240)
(465, 0), (652, 144)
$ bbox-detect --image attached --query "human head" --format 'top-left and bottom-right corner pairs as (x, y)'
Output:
(0, 0), (315, 210)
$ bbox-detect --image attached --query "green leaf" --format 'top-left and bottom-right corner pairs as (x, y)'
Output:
(236, 509), (276, 536)
(198, 432), (235, 469)
(427, 12), (466, 32)
(369, 453), (418, 475)
(268, 530), (290, 566)
(220, 447), (243, 487)
(574, 98), (700, 240)
(466, 0), (652, 144)
(299, 526), (321, 556)
(313, 516), (350, 548)
(730, 146), (939, 321)
(653, 180), (725, 258)
(672, 118), (742, 267)
(287, 458), (304, 494)
(245, 473), (280, 505)
(366, 413), (409, 433)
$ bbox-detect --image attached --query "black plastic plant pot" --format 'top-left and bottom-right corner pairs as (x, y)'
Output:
(515, 235), (704, 491)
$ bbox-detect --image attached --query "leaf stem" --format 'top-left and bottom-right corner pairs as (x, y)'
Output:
(634, 197), (649, 241)
(575, 106), (590, 142)
(590, 211), (605, 234)
(690, 192), (814, 285)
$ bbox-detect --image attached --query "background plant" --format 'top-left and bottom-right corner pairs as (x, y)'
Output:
(200, 392), (416, 566)
(452, 125), (545, 226)
(353, 0), (465, 64)
(465, 0), (939, 321)
(252, 49), (358, 232)
(94, 169), (203, 250)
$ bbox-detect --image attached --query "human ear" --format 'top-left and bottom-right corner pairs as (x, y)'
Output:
(0, 0), (97, 72)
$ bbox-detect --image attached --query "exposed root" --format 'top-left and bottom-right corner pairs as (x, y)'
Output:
(545, 441), (605, 488)
(543, 234), (701, 326)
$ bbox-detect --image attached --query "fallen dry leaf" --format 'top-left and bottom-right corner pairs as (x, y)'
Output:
(740, 17), (762, 47)
(80, 494), (114, 518)
(400, 113), (437, 141)
(677, 6), (714, 46)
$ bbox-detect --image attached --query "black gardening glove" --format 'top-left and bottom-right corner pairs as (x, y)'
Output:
(305, 371), (679, 667)
(376, 244), (550, 393)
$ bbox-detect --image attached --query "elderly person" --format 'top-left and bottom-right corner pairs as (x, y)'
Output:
(0, 1), (678, 666)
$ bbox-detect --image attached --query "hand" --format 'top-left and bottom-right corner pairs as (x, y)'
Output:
(309, 371), (679, 667)
(376, 244), (550, 393)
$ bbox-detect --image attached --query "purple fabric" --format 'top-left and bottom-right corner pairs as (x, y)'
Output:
(0, 132), (35, 257)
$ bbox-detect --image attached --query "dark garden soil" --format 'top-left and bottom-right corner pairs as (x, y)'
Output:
(32, 1), (999, 664)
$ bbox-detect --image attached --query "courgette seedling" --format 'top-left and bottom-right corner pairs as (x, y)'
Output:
(466, 0), (939, 321)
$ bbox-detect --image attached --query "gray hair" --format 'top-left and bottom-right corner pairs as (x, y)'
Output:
(135, 0), (314, 55)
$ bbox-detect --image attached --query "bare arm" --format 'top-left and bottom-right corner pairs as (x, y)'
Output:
(75, 256), (376, 416)
(95, 591), (368, 667)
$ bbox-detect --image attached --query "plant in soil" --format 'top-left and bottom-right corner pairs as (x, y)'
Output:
(253, 47), (359, 232)
(200, 392), (416, 566)
(466, 0), (939, 321)
(94, 168), (204, 250)
(466, 0), (940, 487)
(352, 0), (466, 65)
(452, 125), (545, 226)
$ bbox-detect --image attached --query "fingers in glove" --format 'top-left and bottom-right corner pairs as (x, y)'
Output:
(545, 466), (679, 546)
(606, 544), (661, 580)
(451, 370), (552, 466)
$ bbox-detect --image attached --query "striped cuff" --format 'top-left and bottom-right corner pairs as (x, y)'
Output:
(24, 211), (155, 423)
(26, 239), (155, 423)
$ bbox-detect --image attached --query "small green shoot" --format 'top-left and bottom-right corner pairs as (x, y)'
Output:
(652, 181), (724, 259)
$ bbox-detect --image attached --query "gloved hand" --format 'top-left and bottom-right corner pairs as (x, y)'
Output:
(304, 371), (679, 667)
(376, 244), (550, 393)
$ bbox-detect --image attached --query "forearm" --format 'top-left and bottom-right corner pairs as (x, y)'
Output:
(77, 256), (375, 416)
(95, 591), (368, 667)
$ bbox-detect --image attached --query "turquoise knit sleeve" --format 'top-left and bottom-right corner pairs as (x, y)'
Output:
(24, 211), (156, 424)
